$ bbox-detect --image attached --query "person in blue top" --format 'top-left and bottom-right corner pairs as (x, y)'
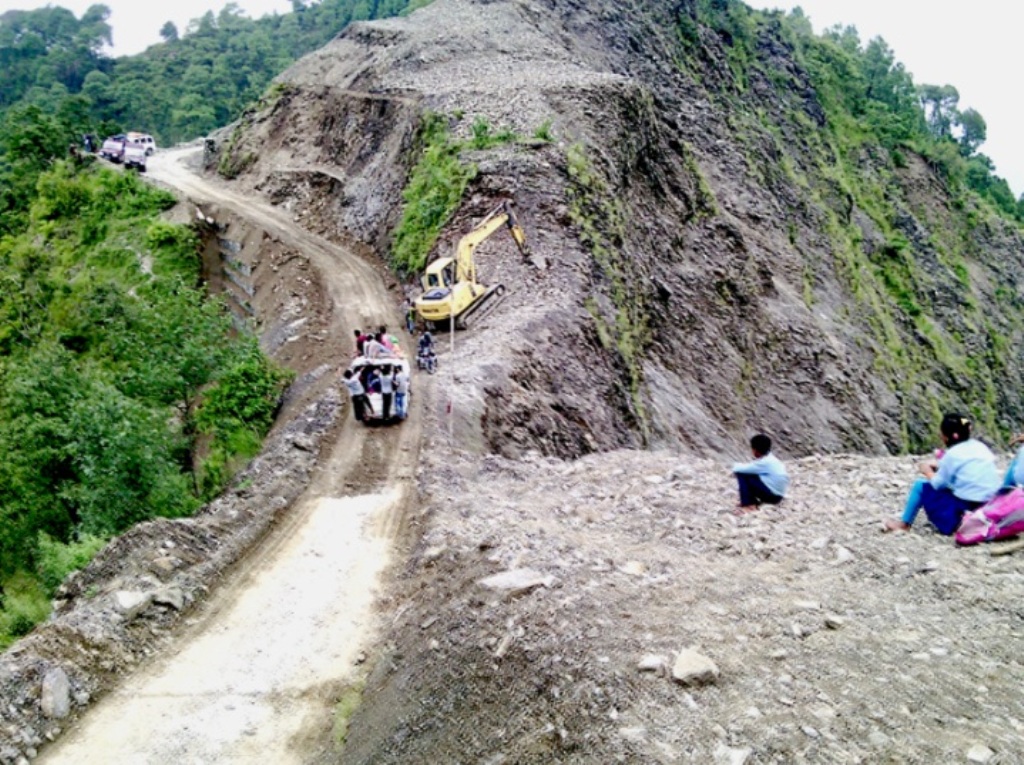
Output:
(732, 433), (789, 514)
(1001, 432), (1024, 489)
(885, 413), (1001, 535)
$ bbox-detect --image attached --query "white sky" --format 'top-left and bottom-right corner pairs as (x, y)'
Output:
(2, 0), (1020, 195)
(0, 1), (293, 54)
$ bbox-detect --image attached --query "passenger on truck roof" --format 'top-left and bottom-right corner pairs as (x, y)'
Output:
(354, 328), (368, 356)
(366, 334), (396, 359)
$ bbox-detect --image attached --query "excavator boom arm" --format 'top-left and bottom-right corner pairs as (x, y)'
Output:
(454, 202), (530, 283)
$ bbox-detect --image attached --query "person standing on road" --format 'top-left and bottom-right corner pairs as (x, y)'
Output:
(342, 370), (370, 421)
(394, 366), (410, 419)
(402, 299), (416, 334)
(379, 365), (394, 420)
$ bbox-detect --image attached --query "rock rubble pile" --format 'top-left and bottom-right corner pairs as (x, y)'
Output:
(345, 445), (1024, 764)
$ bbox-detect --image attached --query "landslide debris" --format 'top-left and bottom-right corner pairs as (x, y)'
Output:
(213, 0), (1024, 460)
(340, 435), (1024, 764)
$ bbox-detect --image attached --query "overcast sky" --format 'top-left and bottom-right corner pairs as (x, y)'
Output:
(746, 0), (1023, 196)
(0, 0), (293, 53)
(3, 0), (1020, 195)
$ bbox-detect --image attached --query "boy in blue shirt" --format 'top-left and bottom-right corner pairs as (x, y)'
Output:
(885, 413), (1001, 535)
(732, 433), (789, 514)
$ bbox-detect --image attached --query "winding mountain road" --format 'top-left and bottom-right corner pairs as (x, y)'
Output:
(39, 147), (420, 764)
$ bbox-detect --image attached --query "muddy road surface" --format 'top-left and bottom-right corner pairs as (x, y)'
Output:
(39, 147), (420, 764)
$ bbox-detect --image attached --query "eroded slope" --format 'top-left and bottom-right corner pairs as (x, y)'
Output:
(213, 0), (1024, 460)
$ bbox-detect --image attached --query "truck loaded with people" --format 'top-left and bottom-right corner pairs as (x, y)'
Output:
(342, 326), (411, 425)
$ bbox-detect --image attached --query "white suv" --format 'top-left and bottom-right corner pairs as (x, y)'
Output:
(127, 132), (157, 156)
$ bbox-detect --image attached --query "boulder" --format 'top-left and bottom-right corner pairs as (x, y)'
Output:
(478, 569), (556, 597)
(41, 668), (71, 719)
(671, 649), (719, 686)
(112, 591), (153, 621)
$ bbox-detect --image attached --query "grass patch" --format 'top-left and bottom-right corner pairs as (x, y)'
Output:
(533, 119), (554, 142)
(333, 680), (366, 746)
(36, 532), (108, 594)
(390, 112), (521, 274)
(0, 571), (51, 649)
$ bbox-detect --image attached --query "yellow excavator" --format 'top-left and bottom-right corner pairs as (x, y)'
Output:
(414, 201), (530, 330)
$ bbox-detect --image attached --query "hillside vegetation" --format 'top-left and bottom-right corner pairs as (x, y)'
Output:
(0, 0), (422, 235)
(663, 1), (1024, 445)
(0, 158), (290, 647)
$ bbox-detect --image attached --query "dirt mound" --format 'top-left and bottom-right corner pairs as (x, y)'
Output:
(341, 437), (1024, 764)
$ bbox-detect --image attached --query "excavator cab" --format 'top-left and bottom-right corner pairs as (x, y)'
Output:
(422, 259), (456, 290)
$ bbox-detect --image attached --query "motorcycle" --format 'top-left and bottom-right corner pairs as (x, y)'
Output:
(416, 347), (437, 374)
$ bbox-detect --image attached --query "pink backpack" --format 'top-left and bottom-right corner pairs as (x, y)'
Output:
(955, 488), (1024, 546)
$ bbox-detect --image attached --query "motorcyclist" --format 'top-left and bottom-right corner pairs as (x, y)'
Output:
(417, 331), (436, 372)
(418, 331), (434, 356)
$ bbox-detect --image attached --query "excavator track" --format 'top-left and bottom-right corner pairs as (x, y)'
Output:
(456, 284), (506, 329)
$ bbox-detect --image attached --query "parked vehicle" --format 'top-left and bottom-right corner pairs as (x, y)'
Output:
(98, 135), (127, 163)
(127, 132), (157, 156)
(123, 142), (147, 172)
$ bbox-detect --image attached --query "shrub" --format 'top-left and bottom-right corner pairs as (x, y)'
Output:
(36, 532), (108, 594)
(0, 573), (50, 648)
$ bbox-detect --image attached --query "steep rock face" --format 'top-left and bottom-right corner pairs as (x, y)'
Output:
(215, 0), (1024, 458)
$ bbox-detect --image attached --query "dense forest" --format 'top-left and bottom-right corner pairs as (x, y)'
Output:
(708, 4), (1024, 223)
(0, 158), (292, 646)
(0, 0), (422, 234)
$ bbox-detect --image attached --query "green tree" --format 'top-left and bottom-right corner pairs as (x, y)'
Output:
(919, 83), (960, 139)
(159, 21), (179, 42)
(956, 107), (987, 156)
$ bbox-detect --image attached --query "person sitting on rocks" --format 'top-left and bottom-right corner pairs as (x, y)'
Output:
(884, 413), (1001, 535)
(1001, 432), (1024, 489)
(732, 433), (789, 514)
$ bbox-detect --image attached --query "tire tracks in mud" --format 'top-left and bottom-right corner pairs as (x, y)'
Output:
(39, 148), (421, 765)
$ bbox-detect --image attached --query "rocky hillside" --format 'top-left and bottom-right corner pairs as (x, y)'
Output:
(211, 0), (1024, 460)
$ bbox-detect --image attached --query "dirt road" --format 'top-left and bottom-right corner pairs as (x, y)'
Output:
(39, 148), (419, 764)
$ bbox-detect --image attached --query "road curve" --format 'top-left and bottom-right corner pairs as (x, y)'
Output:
(39, 148), (421, 764)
